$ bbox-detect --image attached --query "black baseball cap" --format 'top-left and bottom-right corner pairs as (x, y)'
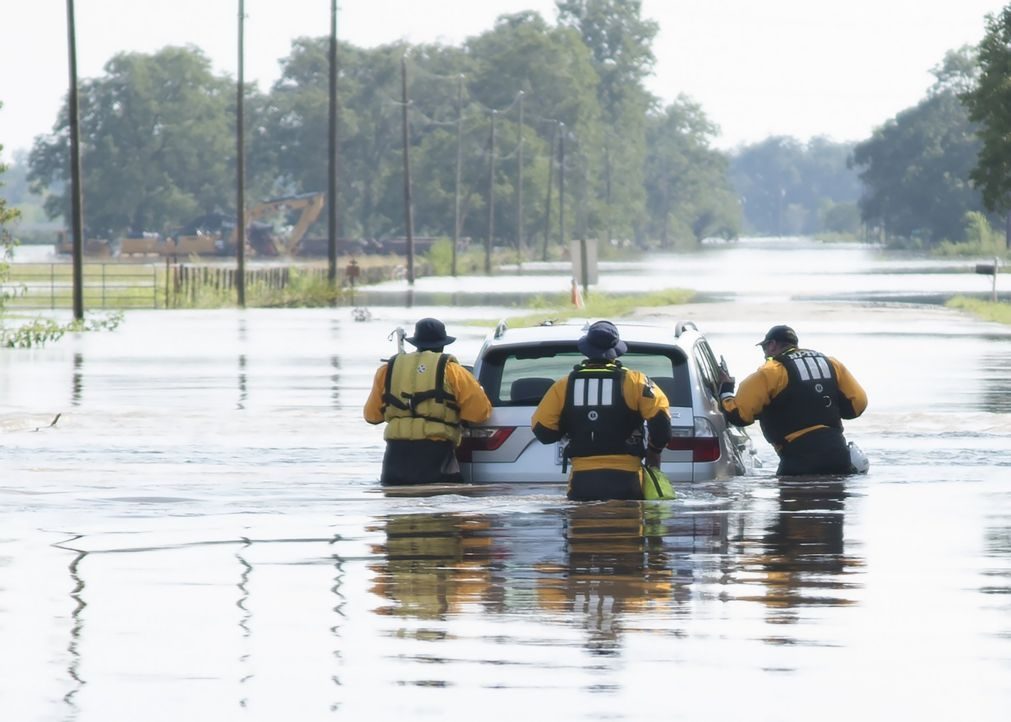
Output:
(757, 324), (798, 346)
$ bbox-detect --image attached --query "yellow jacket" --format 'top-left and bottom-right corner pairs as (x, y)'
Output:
(721, 349), (867, 447)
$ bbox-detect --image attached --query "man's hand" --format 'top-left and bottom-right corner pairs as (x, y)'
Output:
(645, 448), (663, 468)
(717, 366), (735, 395)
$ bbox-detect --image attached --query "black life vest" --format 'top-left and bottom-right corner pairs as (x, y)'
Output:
(381, 350), (462, 443)
(560, 361), (644, 461)
(759, 348), (843, 446)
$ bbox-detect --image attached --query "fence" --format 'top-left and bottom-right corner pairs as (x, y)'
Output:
(1, 263), (160, 310)
(169, 264), (332, 306)
(1, 260), (403, 311)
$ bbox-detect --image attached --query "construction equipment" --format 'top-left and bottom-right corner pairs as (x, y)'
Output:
(230, 192), (326, 256)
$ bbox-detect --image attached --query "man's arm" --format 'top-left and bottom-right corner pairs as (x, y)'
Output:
(363, 365), (388, 424)
(531, 378), (567, 444)
(624, 371), (671, 466)
(448, 363), (493, 423)
(831, 358), (868, 419)
(720, 362), (786, 426)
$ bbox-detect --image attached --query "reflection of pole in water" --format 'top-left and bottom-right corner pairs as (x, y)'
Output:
(58, 536), (88, 714)
(237, 354), (248, 411)
(236, 537), (253, 708)
(329, 539), (346, 713)
(330, 356), (341, 409)
(71, 352), (83, 407)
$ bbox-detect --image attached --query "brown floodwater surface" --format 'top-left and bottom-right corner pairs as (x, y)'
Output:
(1, 239), (1009, 721)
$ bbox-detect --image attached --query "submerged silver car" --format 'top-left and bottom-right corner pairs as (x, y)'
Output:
(458, 319), (756, 484)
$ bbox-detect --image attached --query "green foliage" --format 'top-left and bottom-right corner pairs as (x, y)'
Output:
(933, 211), (1009, 257)
(0, 312), (123, 348)
(644, 97), (740, 245)
(820, 201), (861, 235)
(730, 136), (860, 236)
(947, 296), (1011, 324)
(502, 287), (694, 327)
(1, 119), (21, 312)
(557, 0), (658, 242)
(853, 46), (989, 246)
(423, 237), (518, 276)
(22, 10), (733, 259)
(27, 46), (239, 238)
(962, 8), (1011, 214)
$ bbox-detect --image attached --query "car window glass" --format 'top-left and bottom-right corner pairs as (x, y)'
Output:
(694, 342), (720, 398)
(480, 346), (691, 407)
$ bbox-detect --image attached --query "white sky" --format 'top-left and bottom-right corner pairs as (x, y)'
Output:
(0, 0), (1007, 162)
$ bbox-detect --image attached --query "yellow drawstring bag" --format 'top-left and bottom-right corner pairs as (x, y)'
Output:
(642, 465), (676, 500)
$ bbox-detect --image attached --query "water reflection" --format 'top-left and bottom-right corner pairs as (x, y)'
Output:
(741, 479), (862, 631)
(368, 513), (496, 620)
(57, 536), (87, 716)
(71, 352), (84, 407)
(545, 503), (678, 652)
(237, 354), (248, 410)
(329, 356), (341, 409)
(979, 350), (1011, 414)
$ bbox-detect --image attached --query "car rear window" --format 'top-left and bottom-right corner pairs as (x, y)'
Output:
(478, 343), (691, 407)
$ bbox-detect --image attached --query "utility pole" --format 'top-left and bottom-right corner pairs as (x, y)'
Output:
(65, 0), (84, 320)
(541, 121), (557, 262)
(515, 91), (524, 271)
(452, 74), (464, 277)
(235, 0), (246, 307)
(558, 122), (566, 257)
(400, 55), (415, 285)
(485, 110), (497, 276)
(327, 0), (339, 286)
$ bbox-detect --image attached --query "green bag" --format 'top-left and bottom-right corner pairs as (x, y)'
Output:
(642, 465), (676, 500)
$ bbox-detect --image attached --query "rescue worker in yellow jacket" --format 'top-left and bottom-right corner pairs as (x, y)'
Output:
(531, 320), (672, 501)
(364, 318), (492, 485)
(718, 325), (867, 475)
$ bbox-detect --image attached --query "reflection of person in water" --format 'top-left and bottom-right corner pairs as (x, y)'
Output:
(756, 479), (861, 619)
(535, 503), (679, 649)
(367, 512), (495, 620)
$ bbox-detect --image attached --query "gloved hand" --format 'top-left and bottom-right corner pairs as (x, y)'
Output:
(717, 367), (735, 395)
(645, 448), (663, 468)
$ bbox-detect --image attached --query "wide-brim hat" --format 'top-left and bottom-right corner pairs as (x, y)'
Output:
(757, 324), (798, 346)
(406, 317), (456, 349)
(577, 320), (627, 360)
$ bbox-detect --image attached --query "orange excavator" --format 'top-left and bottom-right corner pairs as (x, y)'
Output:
(238, 192), (326, 256)
(166, 192), (326, 257)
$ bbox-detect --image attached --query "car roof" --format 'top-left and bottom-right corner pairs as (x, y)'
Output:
(482, 318), (703, 349)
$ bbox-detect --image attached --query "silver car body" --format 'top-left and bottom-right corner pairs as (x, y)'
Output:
(458, 319), (755, 483)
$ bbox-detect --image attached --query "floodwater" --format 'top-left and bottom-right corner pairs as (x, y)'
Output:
(2, 238), (1010, 721)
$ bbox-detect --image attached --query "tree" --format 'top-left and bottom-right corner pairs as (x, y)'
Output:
(463, 12), (601, 249)
(962, 8), (1011, 223)
(27, 46), (241, 238)
(644, 97), (739, 245)
(730, 135), (862, 237)
(1, 106), (21, 310)
(556, 0), (658, 242)
(853, 47), (987, 245)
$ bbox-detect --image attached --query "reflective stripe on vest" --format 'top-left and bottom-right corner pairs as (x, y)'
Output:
(381, 350), (462, 443)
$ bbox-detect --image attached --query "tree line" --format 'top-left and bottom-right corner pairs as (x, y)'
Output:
(22, 2), (741, 254)
(10, 1), (1011, 253)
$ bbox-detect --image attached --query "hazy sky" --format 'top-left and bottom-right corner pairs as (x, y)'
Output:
(1, 0), (1007, 162)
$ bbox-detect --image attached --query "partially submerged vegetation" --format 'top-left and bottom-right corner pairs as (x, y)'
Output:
(946, 296), (1011, 324)
(484, 288), (695, 328)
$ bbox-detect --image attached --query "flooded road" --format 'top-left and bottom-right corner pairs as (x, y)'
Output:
(2, 239), (1010, 721)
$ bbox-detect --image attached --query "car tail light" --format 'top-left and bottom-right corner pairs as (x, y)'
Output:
(457, 427), (515, 462)
(666, 417), (721, 462)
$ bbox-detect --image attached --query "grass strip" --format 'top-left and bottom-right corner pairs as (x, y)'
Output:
(946, 295), (1011, 324)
